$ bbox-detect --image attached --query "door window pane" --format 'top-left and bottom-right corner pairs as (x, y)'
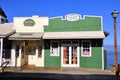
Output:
(38, 46), (42, 57)
(71, 46), (77, 64)
(63, 46), (69, 64)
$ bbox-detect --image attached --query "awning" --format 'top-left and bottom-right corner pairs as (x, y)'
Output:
(9, 32), (43, 40)
(43, 31), (105, 39)
(0, 23), (15, 38)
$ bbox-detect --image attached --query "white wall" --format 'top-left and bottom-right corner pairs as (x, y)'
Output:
(13, 16), (48, 32)
(0, 38), (3, 65)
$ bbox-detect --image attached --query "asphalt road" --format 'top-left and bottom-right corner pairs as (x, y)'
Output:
(0, 72), (118, 80)
(0, 67), (119, 80)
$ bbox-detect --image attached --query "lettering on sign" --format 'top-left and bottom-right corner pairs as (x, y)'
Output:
(24, 19), (35, 26)
(66, 14), (80, 21)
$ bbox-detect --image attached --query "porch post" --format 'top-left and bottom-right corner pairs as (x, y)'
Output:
(0, 38), (3, 66)
(11, 42), (16, 66)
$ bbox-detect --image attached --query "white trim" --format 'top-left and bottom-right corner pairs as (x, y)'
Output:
(11, 42), (16, 66)
(49, 14), (102, 21)
(0, 38), (3, 65)
(36, 40), (44, 67)
(101, 16), (103, 31)
(81, 40), (92, 57)
(43, 31), (105, 39)
(42, 41), (44, 67)
(102, 45), (104, 70)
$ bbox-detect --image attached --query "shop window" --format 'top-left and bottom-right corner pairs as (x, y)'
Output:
(50, 41), (59, 56)
(38, 46), (42, 58)
(81, 41), (91, 57)
(27, 47), (35, 55)
(2, 49), (11, 59)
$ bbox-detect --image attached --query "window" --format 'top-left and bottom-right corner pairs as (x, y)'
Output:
(50, 41), (59, 56)
(81, 41), (91, 57)
(16, 45), (20, 58)
(2, 49), (11, 59)
(1, 18), (5, 24)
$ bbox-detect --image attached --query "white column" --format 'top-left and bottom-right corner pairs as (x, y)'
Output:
(102, 46), (104, 70)
(18, 46), (22, 66)
(0, 38), (3, 66)
(11, 42), (16, 66)
(35, 46), (38, 66)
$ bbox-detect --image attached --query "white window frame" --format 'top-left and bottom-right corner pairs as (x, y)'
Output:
(61, 40), (79, 67)
(81, 40), (92, 57)
(50, 41), (59, 56)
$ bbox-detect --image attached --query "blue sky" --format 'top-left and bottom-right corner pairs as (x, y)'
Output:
(0, 0), (120, 45)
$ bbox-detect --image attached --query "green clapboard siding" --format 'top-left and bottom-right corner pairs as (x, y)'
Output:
(80, 40), (103, 69)
(45, 16), (102, 32)
(44, 40), (61, 67)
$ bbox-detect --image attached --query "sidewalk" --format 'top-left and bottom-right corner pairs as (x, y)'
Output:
(20, 67), (114, 75)
(0, 67), (118, 80)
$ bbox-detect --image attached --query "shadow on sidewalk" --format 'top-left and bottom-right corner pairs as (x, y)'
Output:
(0, 72), (117, 80)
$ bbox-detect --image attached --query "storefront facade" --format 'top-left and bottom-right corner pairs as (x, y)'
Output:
(43, 14), (106, 69)
(0, 14), (107, 70)
(9, 16), (48, 67)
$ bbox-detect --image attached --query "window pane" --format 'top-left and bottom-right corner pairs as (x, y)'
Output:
(62, 41), (71, 44)
(63, 46), (69, 64)
(50, 42), (59, 56)
(72, 41), (79, 45)
(71, 46), (77, 64)
(2, 49), (11, 59)
(38, 46), (42, 57)
(82, 41), (91, 57)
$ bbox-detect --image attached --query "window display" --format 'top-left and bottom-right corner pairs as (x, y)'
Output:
(82, 41), (91, 57)
(50, 41), (59, 56)
(71, 46), (77, 64)
(63, 46), (69, 64)
(62, 40), (79, 66)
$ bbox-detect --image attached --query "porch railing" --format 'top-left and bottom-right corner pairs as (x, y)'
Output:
(0, 61), (9, 72)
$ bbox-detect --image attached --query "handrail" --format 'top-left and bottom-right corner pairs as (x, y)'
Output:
(0, 61), (9, 72)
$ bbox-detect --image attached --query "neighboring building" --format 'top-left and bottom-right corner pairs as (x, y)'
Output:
(0, 7), (8, 24)
(0, 7), (12, 66)
(0, 14), (108, 70)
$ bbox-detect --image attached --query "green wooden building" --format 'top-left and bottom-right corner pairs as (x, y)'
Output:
(43, 14), (107, 69)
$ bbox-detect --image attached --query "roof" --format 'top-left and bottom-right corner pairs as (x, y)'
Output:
(9, 32), (43, 40)
(43, 31), (105, 39)
(0, 23), (15, 38)
(0, 7), (7, 18)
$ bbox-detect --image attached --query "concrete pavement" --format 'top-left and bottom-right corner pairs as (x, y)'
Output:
(0, 67), (119, 80)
